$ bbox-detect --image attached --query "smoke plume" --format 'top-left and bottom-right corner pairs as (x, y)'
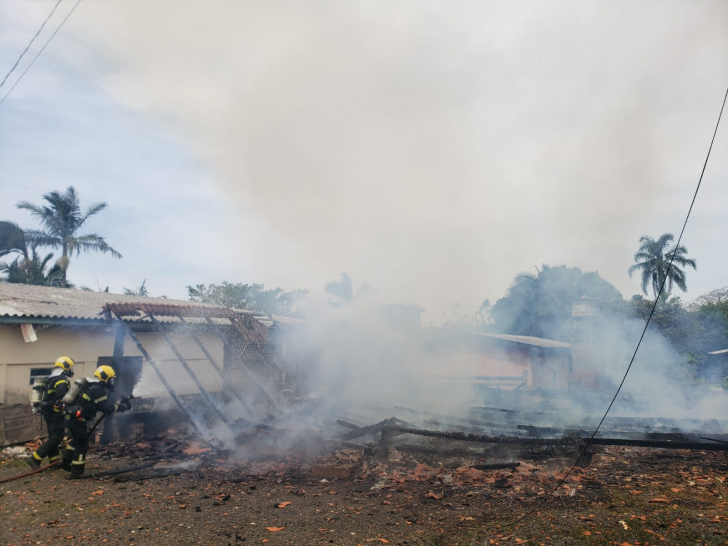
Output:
(50, 0), (728, 319)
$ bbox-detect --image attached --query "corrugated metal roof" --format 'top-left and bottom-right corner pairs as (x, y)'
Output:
(0, 283), (253, 323)
(423, 330), (571, 350)
(476, 332), (571, 349)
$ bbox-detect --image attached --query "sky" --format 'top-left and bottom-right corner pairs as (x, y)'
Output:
(1, 0), (727, 323)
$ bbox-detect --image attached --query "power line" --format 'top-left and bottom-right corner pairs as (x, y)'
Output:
(505, 83), (728, 528)
(0, 0), (64, 90)
(0, 0), (82, 109)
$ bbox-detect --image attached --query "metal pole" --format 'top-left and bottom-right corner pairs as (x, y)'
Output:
(148, 315), (229, 424)
(178, 316), (255, 418)
(205, 317), (276, 407)
(114, 317), (212, 444)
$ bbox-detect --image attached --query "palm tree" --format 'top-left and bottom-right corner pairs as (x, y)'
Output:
(0, 246), (63, 286)
(324, 273), (370, 305)
(628, 233), (696, 299)
(0, 221), (29, 260)
(17, 187), (122, 286)
(325, 273), (353, 303)
(124, 279), (167, 298)
(124, 279), (149, 297)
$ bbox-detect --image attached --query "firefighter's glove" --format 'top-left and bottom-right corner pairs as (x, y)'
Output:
(115, 400), (132, 413)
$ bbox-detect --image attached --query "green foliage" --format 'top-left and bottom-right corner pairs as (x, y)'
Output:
(325, 272), (353, 303)
(689, 286), (728, 309)
(187, 281), (307, 316)
(628, 233), (696, 299)
(0, 221), (28, 259)
(0, 246), (64, 286)
(324, 272), (370, 305)
(124, 279), (149, 297)
(628, 289), (728, 374)
(16, 186), (121, 285)
(490, 265), (623, 341)
(123, 279), (166, 298)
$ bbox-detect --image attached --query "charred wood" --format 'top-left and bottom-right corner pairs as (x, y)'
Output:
(381, 426), (728, 451)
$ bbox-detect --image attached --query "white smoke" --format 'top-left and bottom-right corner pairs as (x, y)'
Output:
(38, 0), (728, 319)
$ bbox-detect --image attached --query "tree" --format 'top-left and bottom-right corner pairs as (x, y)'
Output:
(476, 299), (493, 327)
(628, 233), (696, 300)
(0, 246), (63, 286)
(0, 221), (28, 260)
(325, 273), (353, 303)
(324, 273), (369, 305)
(17, 187), (122, 286)
(628, 290), (728, 373)
(124, 279), (149, 297)
(490, 265), (623, 340)
(689, 286), (728, 310)
(187, 282), (307, 316)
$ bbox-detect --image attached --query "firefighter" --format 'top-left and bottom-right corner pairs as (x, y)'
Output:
(59, 365), (130, 479)
(26, 357), (75, 469)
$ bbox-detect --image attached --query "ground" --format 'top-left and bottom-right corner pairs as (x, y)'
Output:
(1, 439), (727, 546)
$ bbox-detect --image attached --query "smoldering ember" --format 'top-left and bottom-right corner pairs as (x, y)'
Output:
(0, 283), (727, 545)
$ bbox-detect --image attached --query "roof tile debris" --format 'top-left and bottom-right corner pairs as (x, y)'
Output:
(103, 302), (237, 319)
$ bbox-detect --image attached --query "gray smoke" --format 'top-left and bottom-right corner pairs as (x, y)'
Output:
(42, 0), (728, 319)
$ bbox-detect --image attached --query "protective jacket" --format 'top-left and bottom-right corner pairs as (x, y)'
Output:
(65, 380), (116, 422)
(40, 368), (70, 416)
(62, 379), (120, 477)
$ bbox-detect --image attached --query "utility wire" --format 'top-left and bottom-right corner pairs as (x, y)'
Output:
(0, 0), (64, 90)
(505, 83), (728, 528)
(0, 0), (82, 108)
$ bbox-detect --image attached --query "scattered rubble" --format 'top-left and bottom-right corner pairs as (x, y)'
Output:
(2, 432), (727, 545)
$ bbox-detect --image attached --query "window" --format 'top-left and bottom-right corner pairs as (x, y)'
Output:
(29, 368), (53, 385)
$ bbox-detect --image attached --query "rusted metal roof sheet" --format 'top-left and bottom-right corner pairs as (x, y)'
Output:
(103, 302), (237, 319)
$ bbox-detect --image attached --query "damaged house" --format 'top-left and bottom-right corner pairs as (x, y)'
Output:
(421, 331), (571, 392)
(0, 283), (301, 447)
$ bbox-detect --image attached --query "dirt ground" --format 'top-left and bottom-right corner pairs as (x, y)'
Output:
(1, 439), (727, 546)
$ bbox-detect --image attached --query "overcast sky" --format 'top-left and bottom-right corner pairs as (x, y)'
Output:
(1, 1), (727, 322)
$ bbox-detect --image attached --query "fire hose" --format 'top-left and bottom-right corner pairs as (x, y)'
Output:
(0, 414), (106, 485)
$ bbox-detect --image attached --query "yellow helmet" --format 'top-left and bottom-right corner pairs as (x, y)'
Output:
(55, 356), (74, 371)
(94, 365), (116, 383)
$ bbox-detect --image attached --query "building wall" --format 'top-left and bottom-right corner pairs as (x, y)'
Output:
(0, 324), (225, 406)
(421, 340), (572, 392)
(421, 352), (530, 380)
(529, 351), (571, 390)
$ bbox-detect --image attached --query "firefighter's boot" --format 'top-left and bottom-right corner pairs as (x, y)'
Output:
(25, 454), (41, 470)
(66, 473), (89, 480)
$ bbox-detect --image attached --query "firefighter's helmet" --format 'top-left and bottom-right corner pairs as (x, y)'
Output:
(94, 365), (116, 386)
(55, 356), (74, 371)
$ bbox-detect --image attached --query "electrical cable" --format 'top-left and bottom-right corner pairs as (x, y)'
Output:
(504, 83), (728, 528)
(0, 0), (82, 108)
(0, 0), (64, 90)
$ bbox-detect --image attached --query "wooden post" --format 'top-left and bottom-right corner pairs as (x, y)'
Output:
(178, 316), (255, 418)
(113, 317), (213, 445)
(148, 315), (230, 424)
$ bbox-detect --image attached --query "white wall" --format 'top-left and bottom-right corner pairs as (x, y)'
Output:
(0, 324), (225, 405)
